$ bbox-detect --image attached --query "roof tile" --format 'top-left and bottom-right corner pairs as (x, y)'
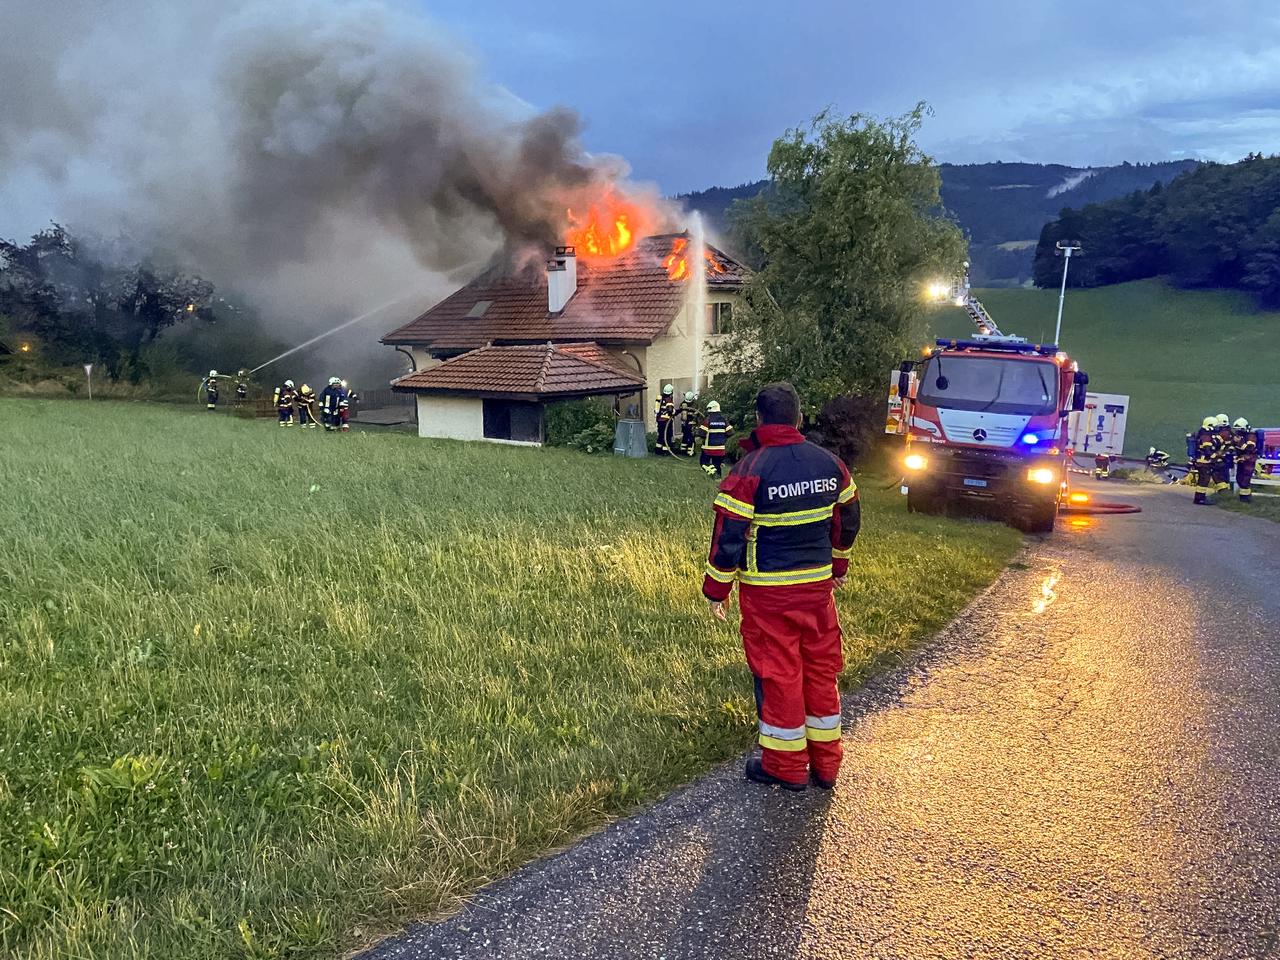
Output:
(392, 342), (646, 399)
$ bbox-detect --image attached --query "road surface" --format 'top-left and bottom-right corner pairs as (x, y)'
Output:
(363, 479), (1280, 959)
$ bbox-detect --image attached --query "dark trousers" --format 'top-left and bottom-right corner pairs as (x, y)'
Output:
(1238, 461), (1256, 500)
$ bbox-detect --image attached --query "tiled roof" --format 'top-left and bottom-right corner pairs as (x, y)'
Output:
(382, 233), (748, 349)
(391, 342), (645, 399)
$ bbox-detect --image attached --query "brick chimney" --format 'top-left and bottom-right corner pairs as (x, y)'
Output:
(547, 245), (577, 314)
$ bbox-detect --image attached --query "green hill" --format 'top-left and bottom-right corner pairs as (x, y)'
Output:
(932, 278), (1280, 456)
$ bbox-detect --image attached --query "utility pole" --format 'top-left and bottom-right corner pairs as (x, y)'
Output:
(1054, 241), (1082, 345)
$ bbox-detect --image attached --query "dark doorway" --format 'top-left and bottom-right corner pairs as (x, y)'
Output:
(483, 399), (543, 442)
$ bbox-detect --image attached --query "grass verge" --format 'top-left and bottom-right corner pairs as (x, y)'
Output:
(0, 399), (1019, 958)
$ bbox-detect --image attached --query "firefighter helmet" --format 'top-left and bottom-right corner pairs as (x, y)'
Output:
(1215, 414), (1230, 427)
(300, 383), (313, 395)
(329, 377), (340, 385)
(662, 384), (674, 396)
(1234, 417), (1251, 431)
(1202, 417), (1216, 430)
(706, 400), (721, 413)
(684, 391), (695, 402)
(208, 369), (218, 377)
(284, 379), (295, 388)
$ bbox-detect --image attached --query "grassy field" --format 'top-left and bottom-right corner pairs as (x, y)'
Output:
(936, 278), (1280, 456)
(0, 399), (1019, 959)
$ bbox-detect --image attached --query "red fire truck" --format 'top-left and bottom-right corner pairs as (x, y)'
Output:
(886, 276), (1089, 533)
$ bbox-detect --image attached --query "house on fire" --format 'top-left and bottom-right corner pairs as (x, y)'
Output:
(383, 233), (749, 445)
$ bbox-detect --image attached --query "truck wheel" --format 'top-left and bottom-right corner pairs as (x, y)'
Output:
(907, 484), (942, 516)
(1022, 503), (1057, 534)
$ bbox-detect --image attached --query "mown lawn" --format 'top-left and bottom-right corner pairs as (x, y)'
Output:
(0, 399), (1019, 959)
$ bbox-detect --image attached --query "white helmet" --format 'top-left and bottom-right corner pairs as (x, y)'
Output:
(329, 377), (341, 385)
(706, 400), (721, 413)
(662, 384), (674, 396)
(1215, 414), (1230, 427)
(1202, 416), (1216, 431)
(285, 379), (294, 388)
(684, 390), (695, 401)
(208, 369), (218, 377)
(1234, 417), (1251, 431)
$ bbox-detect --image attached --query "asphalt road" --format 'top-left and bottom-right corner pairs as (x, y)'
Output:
(362, 479), (1280, 960)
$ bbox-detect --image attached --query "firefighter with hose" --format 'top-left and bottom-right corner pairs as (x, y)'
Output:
(273, 379), (297, 426)
(703, 382), (860, 792)
(235, 370), (249, 407)
(699, 401), (733, 478)
(320, 377), (347, 432)
(1234, 418), (1257, 502)
(297, 383), (319, 428)
(654, 384), (676, 455)
(204, 370), (219, 411)
(1213, 413), (1234, 492)
(678, 390), (698, 455)
(1192, 416), (1219, 504)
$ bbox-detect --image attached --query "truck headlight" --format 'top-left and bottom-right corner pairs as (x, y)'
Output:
(1027, 467), (1057, 485)
(904, 453), (928, 471)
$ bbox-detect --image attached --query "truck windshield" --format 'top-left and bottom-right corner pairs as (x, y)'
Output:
(917, 355), (1058, 416)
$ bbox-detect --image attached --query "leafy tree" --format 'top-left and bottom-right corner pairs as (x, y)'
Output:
(0, 225), (215, 380)
(712, 106), (966, 458)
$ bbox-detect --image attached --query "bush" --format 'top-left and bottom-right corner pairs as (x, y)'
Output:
(545, 398), (615, 448)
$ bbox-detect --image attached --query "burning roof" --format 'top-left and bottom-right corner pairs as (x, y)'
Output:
(382, 233), (748, 351)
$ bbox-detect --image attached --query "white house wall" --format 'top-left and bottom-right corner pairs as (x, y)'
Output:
(642, 295), (737, 416)
(416, 395), (484, 441)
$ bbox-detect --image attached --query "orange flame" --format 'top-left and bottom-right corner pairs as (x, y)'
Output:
(566, 192), (649, 259)
(664, 237), (689, 280)
(662, 236), (728, 281)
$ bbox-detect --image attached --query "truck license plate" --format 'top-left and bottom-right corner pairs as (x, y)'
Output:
(963, 478), (988, 488)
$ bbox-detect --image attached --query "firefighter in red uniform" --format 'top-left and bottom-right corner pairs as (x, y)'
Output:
(703, 383), (860, 791)
(1233, 418), (1257, 501)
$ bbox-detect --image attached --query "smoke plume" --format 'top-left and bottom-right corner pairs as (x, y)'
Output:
(0, 0), (664, 337)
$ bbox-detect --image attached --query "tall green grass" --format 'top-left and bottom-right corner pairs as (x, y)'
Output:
(0, 399), (1018, 958)
(936, 278), (1280, 454)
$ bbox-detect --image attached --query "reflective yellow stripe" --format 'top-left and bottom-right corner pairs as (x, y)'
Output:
(839, 481), (858, 504)
(704, 563), (737, 583)
(805, 726), (841, 742)
(739, 564), (833, 586)
(759, 734), (808, 752)
(714, 492), (754, 519)
(832, 546), (853, 560)
(753, 505), (832, 527)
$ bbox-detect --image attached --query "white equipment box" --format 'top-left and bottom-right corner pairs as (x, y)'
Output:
(1069, 392), (1129, 457)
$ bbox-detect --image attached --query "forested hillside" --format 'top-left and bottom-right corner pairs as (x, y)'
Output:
(679, 160), (1199, 285)
(1033, 154), (1280, 305)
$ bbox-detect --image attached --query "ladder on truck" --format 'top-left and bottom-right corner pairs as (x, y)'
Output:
(947, 272), (1003, 337)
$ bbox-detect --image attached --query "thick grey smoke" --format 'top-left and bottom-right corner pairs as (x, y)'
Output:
(0, 0), (663, 336)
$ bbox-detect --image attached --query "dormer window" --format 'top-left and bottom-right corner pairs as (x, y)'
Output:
(466, 300), (493, 318)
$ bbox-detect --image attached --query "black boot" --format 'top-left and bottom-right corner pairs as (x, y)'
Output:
(745, 756), (806, 792)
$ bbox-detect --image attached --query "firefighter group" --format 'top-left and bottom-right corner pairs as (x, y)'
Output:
(1189, 413), (1258, 504)
(200, 370), (358, 431)
(653, 383), (733, 478)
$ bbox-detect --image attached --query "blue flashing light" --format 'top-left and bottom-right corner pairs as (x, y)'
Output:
(1021, 433), (1040, 445)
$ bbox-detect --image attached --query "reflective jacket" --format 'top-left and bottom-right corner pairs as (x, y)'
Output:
(655, 397), (675, 424)
(235, 381), (248, 399)
(1235, 431), (1258, 466)
(274, 384), (297, 408)
(320, 384), (348, 415)
(1194, 428), (1217, 466)
(700, 413), (733, 455)
(703, 424), (860, 601)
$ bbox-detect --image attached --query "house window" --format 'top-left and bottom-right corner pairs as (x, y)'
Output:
(706, 302), (733, 335)
(466, 300), (493, 318)
(483, 399), (542, 442)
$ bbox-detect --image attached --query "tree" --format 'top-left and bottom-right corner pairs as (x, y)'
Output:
(0, 225), (215, 380)
(713, 106), (965, 458)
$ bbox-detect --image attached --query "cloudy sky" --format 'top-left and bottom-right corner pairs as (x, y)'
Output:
(430, 0), (1280, 193)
